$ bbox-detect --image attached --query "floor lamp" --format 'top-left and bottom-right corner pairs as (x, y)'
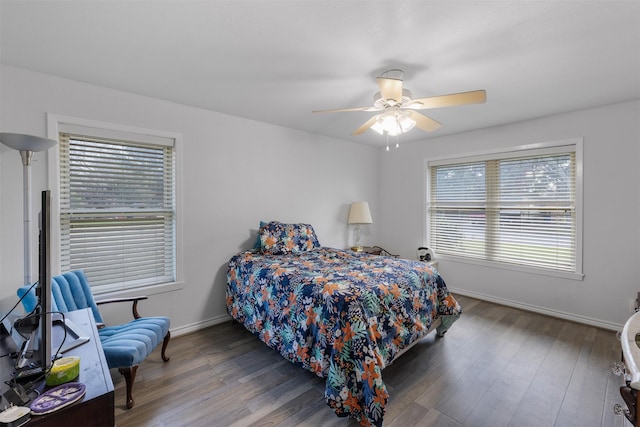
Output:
(0, 133), (57, 285)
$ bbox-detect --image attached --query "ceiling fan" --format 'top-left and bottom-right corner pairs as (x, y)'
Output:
(313, 69), (486, 137)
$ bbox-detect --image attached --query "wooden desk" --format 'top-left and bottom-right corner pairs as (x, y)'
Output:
(1, 308), (114, 427)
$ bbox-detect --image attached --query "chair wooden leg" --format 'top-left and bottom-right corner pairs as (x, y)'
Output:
(119, 366), (138, 409)
(161, 331), (171, 362)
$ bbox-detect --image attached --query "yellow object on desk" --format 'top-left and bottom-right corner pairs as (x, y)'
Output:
(46, 356), (80, 386)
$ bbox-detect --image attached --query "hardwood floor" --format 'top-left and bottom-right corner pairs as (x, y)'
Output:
(113, 295), (627, 426)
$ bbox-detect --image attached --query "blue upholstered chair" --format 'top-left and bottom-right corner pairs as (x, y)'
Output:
(18, 270), (171, 409)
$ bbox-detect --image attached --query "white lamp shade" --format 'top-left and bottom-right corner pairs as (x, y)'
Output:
(348, 201), (373, 224)
(0, 133), (57, 152)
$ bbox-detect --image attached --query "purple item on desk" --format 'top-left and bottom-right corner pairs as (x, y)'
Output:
(30, 382), (86, 415)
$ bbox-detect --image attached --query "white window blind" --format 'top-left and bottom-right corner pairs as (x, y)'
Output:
(59, 132), (176, 290)
(428, 146), (577, 273)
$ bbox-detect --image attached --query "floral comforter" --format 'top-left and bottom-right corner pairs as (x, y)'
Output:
(226, 247), (461, 426)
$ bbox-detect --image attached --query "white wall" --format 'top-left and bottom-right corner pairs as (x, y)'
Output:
(0, 65), (380, 333)
(3, 63), (638, 333)
(378, 99), (640, 329)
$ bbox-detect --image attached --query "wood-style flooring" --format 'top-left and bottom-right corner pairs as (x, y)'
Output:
(113, 295), (627, 426)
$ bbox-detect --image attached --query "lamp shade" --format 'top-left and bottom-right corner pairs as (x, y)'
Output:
(348, 201), (373, 224)
(0, 133), (57, 152)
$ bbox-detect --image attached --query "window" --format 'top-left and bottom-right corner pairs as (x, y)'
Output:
(427, 139), (582, 277)
(58, 128), (176, 291)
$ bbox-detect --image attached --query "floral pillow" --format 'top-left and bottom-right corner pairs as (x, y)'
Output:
(253, 220), (268, 249)
(259, 221), (321, 255)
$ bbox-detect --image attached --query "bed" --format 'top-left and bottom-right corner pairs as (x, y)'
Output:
(226, 221), (462, 426)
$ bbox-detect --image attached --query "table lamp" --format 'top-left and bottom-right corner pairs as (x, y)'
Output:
(348, 201), (372, 252)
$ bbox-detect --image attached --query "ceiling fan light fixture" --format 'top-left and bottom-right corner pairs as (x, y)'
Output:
(398, 113), (416, 133)
(370, 109), (415, 136)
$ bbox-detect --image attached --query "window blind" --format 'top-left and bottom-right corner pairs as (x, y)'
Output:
(429, 149), (576, 273)
(59, 133), (176, 289)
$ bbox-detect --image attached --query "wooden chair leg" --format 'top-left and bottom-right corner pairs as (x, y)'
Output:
(161, 331), (171, 362)
(119, 365), (138, 409)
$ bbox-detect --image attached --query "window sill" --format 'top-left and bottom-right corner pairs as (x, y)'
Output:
(435, 254), (584, 281)
(93, 280), (184, 299)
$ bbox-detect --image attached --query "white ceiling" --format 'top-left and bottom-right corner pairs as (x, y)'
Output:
(2, 1), (639, 147)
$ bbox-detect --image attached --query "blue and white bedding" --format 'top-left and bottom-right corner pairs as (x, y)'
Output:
(226, 222), (461, 426)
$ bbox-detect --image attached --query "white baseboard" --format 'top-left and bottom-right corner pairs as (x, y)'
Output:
(169, 313), (232, 337)
(166, 289), (624, 337)
(449, 287), (623, 332)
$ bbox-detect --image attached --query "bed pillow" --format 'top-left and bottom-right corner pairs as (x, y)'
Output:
(259, 221), (321, 255)
(253, 220), (267, 249)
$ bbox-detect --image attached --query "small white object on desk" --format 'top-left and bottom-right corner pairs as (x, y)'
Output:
(0, 405), (30, 427)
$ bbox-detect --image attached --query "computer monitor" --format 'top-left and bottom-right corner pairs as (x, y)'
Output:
(12, 190), (89, 376)
(37, 189), (53, 371)
(12, 190), (53, 373)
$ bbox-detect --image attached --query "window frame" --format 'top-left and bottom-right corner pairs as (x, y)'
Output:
(424, 138), (584, 280)
(47, 114), (184, 296)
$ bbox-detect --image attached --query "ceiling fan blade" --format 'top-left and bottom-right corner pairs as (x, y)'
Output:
(352, 115), (379, 135)
(312, 106), (380, 113)
(377, 77), (403, 104)
(408, 90), (486, 110)
(408, 111), (442, 132)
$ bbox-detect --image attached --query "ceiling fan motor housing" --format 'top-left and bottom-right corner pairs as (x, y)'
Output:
(373, 89), (413, 108)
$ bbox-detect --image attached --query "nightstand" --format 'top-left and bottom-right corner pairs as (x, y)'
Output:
(353, 246), (399, 258)
(361, 246), (382, 255)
